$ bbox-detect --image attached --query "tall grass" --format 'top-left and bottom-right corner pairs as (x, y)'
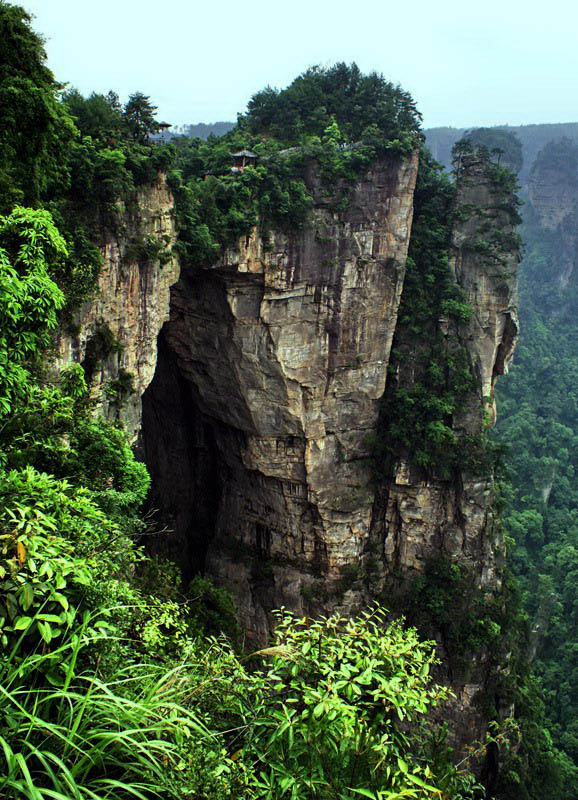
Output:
(0, 623), (211, 800)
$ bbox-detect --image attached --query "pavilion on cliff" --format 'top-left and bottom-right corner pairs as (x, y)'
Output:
(231, 149), (258, 172)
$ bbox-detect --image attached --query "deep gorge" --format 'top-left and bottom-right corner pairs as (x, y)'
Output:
(3, 11), (573, 793)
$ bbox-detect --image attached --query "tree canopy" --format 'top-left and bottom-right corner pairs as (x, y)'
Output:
(0, 2), (75, 210)
(123, 91), (160, 142)
(241, 62), (422, 146)
(63, 88), (124, 141)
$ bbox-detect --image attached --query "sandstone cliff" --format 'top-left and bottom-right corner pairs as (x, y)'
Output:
(142, 151), (518, 644)
(143, 153), (419, 635)
(56, 149), (519, 751)
(56, 173), (180, 438)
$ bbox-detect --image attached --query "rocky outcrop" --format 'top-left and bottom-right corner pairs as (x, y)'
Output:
(56, 174), (180, 439)
(367, 153), (519, 598)
(56, 153), (519, 681)
(143, 153), (419, 635)
(143, 150), (519, 650)
(452, 154), (519, 423)
(426, 129), (578, 294)
(527, 138), (578, 292)
(362, 152), (520, 753)
(56, 147), (519, 755)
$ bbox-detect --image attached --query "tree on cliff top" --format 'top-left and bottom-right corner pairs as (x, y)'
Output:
(64, 88), (125, 141)
(240, 62), (422, 146)
(123, 91), (160, 143)
(466, 128), (523, 173)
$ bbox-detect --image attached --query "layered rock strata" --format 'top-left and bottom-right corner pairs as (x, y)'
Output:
(143, 151), (519, 649)
(143, 153), (419, 635)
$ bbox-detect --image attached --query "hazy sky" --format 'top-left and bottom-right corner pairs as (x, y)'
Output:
(22, 0), (578, 129)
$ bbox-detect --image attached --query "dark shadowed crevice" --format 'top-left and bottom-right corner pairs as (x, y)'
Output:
(492, 312), (519, 381)
(140, 329), (222, 583)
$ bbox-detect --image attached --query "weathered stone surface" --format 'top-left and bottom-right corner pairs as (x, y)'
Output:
(527, 138), (578, 292)
(144, 153), (419, 638)
(359, 154), (520, 758)
(452, 156), (519, 414)
(56, 175), (180, 439)
(366, 154), (519, 602)
(143, 152), (520, 643)
(372, 465), (498, 582)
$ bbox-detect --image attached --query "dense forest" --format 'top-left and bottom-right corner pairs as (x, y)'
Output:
(425, 125), (578, 797)
(0, 1), (575, 798)
(497, 188), (578, 791)
(494, 139), (578, 794)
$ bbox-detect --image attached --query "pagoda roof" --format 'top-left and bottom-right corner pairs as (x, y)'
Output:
(231, 149), (258, 158)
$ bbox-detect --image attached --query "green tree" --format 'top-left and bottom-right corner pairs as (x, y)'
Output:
(63, 88), (124, 141)
(123, 91), (160, 142)
(241, 62), (421, 147)
(0, 2), (75, 210)
(0, 206), (65, 422)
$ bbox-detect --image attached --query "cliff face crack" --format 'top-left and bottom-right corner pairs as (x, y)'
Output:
(492, 311), (519, 382)
(141, 330), (223, 581)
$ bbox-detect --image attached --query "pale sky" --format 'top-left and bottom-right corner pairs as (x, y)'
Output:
(22, 0), (578, 129)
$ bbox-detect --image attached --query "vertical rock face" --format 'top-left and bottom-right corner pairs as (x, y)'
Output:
(527, 138), (578, 293)
(143, 152), (521, 652)
(58, 155), (518, 666)
(366, 153), (520, 749)
(143, 153), (419, 636)
(56, 174), (180, 439)
(452, 157), (519, 414)
(368, 152), (520, 594)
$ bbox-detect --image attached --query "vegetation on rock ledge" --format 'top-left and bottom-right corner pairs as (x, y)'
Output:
(370, 143), (512, 480)
(0, 6), (486, 799)
(168, 62), (422, 268)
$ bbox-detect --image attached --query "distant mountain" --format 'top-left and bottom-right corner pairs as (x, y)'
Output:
(169, 121), (578, 158)
(425, 122), (578, 182)
(171, 121), (234, 140)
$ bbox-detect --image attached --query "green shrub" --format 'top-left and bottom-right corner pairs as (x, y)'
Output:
(0, 629), (239, 800)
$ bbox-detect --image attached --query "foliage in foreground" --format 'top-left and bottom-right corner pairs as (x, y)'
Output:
(0, 604), (482, 800)
(0, 201), (487, 799)
(0, 639), (215, 800)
